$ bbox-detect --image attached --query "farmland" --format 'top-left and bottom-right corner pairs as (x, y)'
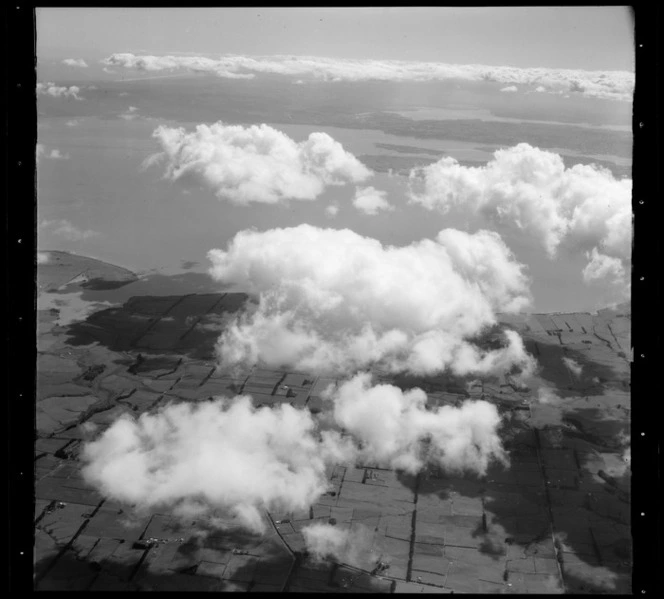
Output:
(34, 253), (631, 593)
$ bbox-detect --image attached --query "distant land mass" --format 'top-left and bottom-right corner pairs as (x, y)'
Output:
(38, 250), (138, 292)
(43, 76), (631, 160)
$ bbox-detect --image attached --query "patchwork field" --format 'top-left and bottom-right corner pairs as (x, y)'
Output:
(34, 254), (631, 593)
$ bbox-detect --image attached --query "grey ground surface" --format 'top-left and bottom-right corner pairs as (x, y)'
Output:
(35, 253), (631, 593)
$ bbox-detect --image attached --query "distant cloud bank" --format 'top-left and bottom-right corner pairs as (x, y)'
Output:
(103, 53), (254, 80)
(408, 143), (632, 293)
(102, 53), (634, 101)
(62, 58), (88, 68)
(36, 145), (70, 161)
(40, 219), (99, 241)
(145, 122), (372, 204)
(37, 81), (83, 100)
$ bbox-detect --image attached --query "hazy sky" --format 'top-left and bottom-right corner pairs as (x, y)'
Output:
(36, 6), (633, 314)
(37, 7), (634, 71)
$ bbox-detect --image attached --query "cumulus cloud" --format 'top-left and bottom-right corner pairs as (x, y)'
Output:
(37, 81), (83, 100)
(120, 105), (140, 120)
(329, 373), (508, 475)
(37, 145), (70, 161)
(102, 53), (634, 101)
(40, 219), (100, 241)
(145, 122), (372, 204)
(303, 523), (377, 568)
(353, 186), (393, 215)
(582, 248), (626, 284)
(63, 58), (88, 68)
(81, 397), (349, 533)
(81, 375), (511, 534)
(582, 248), (630, 305)
(50, 149), (69, 160)
(528, 387), (566, 428)
(500, 85), (518, 93)
(66, 120), (80, 127)
(47, 149), (70, 160)
(562, 356), (583, 377)
(408, 143), (631, 290)
(537, 387), (561, 405)
(325, 203), (340, 218)
(208, 224), (533, 377)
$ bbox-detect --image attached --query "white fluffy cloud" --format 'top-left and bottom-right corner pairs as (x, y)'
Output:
(408, 143), (631, 289)
(41, 148), (70, 160)
(50, 149), (69, 160)
(500, 85), (518, 93)
(120, 105), (140, 120)
(81, 397), (351, 533)
(529, 387), (566, 428)
(353, 186), (393, 215)
(102, 53), (634, 101)
(145, 122), (372, 204)
(37, 81), (83, 100)
(329, 373), (507, 475)
(37, 145), (70, 161)
(302, 523), (377, 569)
(81, 374), (511, 534)
(40, 219), (99, 241)
(208, 224), (533, 377)
(582, 248), (626, 284)
(325, 203), (340, 218)
(63, 58), (88, 68)
(562, 357), (583, 377)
